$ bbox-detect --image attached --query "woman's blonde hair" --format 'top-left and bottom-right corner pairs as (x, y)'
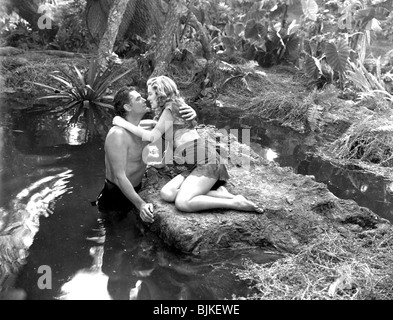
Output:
(147, 76), (184, 108)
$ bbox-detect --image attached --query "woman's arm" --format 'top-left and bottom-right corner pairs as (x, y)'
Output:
(113, 109), (174, 143)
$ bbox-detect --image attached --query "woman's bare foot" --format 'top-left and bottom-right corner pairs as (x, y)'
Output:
(233, 195), (263, 213)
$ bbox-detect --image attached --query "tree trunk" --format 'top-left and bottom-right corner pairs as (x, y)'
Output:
(97, 0), (130, 66)
(85, 0), (164, 44)
(187, 11), (212, 60)
(150, 0), (185, 77)
(8, 0), (40, 30)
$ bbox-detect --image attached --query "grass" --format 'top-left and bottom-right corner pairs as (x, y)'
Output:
(328, 112), (393, 167)
(233, 227), (393, 300)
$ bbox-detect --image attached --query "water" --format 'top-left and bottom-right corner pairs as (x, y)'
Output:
(1, 104), (278, 300)
(197, 110), (393, 223)
(2, 101), (392, 300)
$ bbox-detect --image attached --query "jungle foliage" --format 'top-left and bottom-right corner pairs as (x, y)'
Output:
(2, 0), (393, 135)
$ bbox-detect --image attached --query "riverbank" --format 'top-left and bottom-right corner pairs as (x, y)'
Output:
(1, 51), (393, 300)
(2, 51), (392, 182)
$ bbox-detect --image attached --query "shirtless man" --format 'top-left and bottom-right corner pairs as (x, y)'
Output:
(96, 86), (196, 223)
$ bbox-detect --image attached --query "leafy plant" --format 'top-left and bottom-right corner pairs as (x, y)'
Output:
(50, 0), (93, 52)
(28, 58), (132, 134)
(0, 20), (47, 50)
(303, 37), (350, 89)
(210, 1), (301, 67)
(346, 58), (393, 103)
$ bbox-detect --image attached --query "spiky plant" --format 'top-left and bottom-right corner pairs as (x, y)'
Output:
(28, 58), (132, 136)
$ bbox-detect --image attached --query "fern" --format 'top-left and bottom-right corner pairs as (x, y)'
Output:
(307, 104), (324, 132)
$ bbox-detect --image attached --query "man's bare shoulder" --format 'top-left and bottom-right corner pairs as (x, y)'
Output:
(108, 125), (128, 136)
(106, 126), (143, 145)
(105, 126), (131, 145)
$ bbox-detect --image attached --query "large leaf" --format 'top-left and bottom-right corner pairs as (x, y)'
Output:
(354, 8), (375, 23)
(284, 34), (300, 61)
(244, 19), (266, 41)
(374, 6), (391, 20)
(225, 23), (235, 37)
(221, 36), (236, 52)
(234, 23), (245, 37)
(325, 39), (350, 74)
(287, 19), (300, 35)
(304, 54), (322, 79)
(301, 0), (318, 21)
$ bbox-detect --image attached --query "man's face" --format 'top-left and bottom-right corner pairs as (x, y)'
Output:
(128, 91), (150, 114)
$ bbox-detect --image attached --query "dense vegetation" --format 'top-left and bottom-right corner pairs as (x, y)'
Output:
(1, 0), (393, 300)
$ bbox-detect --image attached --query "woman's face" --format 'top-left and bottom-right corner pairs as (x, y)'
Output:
(147, 86), (158, 112)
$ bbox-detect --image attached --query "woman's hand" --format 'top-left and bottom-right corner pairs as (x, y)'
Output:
(179, 104), (197, 121)
(112, 116), (129, 128)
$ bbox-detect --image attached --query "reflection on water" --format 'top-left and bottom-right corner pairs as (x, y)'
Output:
(296, 155), (393, 223)
(58, 246), (112, 300)
(2, 101), (392, 299)
(198, 109), (393, 223)
(1, 107), (278, 300)
(57, 210), (274, 300)
(0, 168), (73, 292)
(65, 123), (88, 146)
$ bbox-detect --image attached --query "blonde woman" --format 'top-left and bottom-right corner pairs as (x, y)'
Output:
(113, 76), (261, 213)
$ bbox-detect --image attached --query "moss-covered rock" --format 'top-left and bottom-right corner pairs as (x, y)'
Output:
(136, 125), (390, 255)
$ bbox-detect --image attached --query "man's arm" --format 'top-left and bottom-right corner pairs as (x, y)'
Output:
(106, 128), (154, 223)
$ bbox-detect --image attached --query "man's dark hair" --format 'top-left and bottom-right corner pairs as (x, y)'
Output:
(113, 86), (136, 117)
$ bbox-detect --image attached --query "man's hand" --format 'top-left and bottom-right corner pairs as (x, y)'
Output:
(147, 161), (165, 169)
(179, 104), (197, 121)
(139, 203), (154, 223)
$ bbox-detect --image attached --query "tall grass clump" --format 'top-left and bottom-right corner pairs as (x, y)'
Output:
(328, 115), (393, 167)
(233, 228), (393, 300)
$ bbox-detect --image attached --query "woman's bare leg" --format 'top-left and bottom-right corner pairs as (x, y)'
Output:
(175, 174), (260, 213)
(206, 186), (235, 199)
(160, 174), (186, 202)
(161, 177), (234, 202)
